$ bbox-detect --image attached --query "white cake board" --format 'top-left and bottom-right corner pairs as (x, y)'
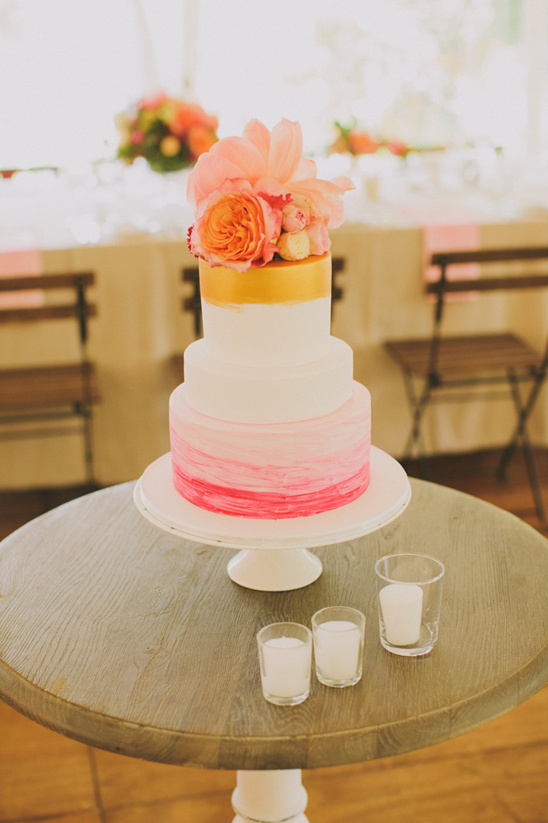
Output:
(134, 447), (411, 591)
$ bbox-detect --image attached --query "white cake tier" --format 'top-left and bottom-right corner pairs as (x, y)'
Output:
(184, 336), (353, 423)
(198, 254), (333, 367)
(201, 296), (331, 367)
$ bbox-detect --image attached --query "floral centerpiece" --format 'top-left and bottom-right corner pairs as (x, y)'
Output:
(187, 118), (354, 272)
(116, 92), (219, 173)
(328, 121), (439, 158)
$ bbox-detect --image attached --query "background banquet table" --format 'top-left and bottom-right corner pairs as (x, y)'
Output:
(1, 212), (548, 490)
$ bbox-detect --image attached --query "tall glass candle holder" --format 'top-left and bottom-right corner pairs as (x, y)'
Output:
(375, 553), (444, 657)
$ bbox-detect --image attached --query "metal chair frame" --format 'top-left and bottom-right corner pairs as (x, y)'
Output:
(385, 246), (548, 525)
(0, 272), (98, 483)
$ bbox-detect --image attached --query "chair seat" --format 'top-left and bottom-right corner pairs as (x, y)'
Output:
(385, 333), (540, 379)
(0, 363), (99, 411)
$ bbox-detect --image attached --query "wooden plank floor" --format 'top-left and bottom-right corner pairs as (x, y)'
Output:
(1, 449), (548, 822)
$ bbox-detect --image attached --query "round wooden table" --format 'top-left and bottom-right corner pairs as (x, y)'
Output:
(1, 479), (548, 822)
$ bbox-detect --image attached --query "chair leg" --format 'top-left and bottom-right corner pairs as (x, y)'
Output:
(80, 406), (95, 485)
(521, 431), (547, 528)
(402, 375), (431, 475)
(497, 372), (542, 480)
(497, 371), (547, 527)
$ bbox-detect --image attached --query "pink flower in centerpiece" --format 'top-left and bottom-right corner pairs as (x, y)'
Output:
(187, 118), (354, 270)
(188, 178), (283, 272)
(139, 91), (169, 110)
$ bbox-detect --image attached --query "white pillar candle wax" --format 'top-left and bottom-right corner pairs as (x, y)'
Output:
(261, 636), (309, 699)
(379, 583), (423, 646)
(314, 620), (361, 681)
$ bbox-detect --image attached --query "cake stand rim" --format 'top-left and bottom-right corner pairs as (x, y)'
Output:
(134, 446), (411, 550)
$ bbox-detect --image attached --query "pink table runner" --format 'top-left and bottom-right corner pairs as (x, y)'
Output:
(0, 244), (44, 308)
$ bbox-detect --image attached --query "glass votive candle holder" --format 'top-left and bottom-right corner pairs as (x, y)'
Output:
(375, 553), (445, 657)
(257, 622), (312, 706)
(312, 606), (366, 687)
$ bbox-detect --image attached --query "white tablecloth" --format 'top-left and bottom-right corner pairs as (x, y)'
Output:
(2, 217), (548, 490)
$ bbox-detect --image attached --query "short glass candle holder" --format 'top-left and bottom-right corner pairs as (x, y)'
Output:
(312, 606), (366, 687)
(375, 553), (445, 657)
(257, 622), (312, 706)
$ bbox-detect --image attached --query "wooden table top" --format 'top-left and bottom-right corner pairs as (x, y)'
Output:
(1, 479), (548, 771)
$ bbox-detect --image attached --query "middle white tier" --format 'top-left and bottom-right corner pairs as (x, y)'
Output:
(184, 336), (354, 424)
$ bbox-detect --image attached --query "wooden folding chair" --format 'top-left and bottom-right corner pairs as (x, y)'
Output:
(0, 272), (99, 483)
(385, 246), (548, 525)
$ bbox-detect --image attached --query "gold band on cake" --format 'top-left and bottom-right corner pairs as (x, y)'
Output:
(199, 253), (331, 307)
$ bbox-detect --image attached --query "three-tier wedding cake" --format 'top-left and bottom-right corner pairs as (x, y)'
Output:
(169, 118), (371, 519)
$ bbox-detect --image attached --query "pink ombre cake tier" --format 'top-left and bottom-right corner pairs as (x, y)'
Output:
(170, 382), (371, 519)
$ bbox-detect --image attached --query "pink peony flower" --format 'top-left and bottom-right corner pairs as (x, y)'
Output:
(282, 203), (307, 232)
(188, 118), (353, 217)
(188, 178), (282, 272)
(305, 220), (330, 255)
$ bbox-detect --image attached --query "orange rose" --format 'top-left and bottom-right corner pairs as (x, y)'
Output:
(188, 179), (282, 272)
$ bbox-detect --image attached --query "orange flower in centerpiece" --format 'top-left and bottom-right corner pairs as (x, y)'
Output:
(187, 118), (354, 271)
(329, 122), (380, 156)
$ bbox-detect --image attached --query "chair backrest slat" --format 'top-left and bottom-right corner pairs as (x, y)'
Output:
(0, 272), (95, 292)
(427, 274), (548, 295)
(0, 304), (97, 323)
(427, 247), (548, 296)
(431, 247), (548, 266)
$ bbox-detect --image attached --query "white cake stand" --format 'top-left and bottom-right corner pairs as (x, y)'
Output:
(134, 446), (411, 592)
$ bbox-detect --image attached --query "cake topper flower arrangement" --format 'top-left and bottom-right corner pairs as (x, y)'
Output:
(187, 118), (354, 272)
(116, 92), (219, 173)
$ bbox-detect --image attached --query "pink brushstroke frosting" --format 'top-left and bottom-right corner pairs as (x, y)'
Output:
(170, 382), (371, 519)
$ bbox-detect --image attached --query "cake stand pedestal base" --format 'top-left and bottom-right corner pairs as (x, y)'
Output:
(227, 548), (323, 591)
(134, 446), (411, 592)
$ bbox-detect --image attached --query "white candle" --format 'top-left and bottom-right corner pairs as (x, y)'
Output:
(379, 583), (423, 646)
(314, 620), (361, 681)
(261, 636), (309, 698)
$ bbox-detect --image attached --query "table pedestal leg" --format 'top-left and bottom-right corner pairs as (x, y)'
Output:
(231, 769), (309, 822)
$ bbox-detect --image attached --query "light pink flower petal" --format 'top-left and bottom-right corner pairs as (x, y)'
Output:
(187, 152), (247, 204)
(291, 156), (317, 181)
(267, 119), (303, 183)
(253, 177), (291, 201)
(324, 195), (345, 229)
(288, 181), (348, 228)
(187, 137), (266, 204)
(213, 136), (266, 180)
(289, 176), (354, 196)
(330, 175), (356, 192)
(306, 220), (331, 254)
(243, 119), (271, 165)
